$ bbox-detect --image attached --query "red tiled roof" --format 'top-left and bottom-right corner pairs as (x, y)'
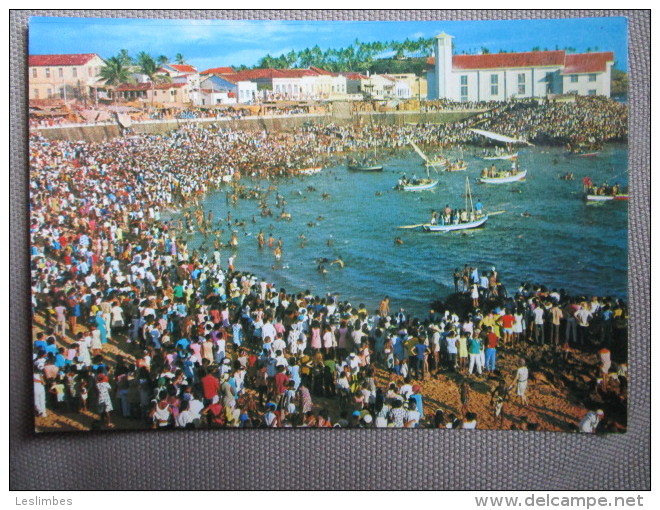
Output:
(226, 67), (334, 81)
(427, 51), (566, 69)
(229, 68), (285, 80)
(453, 51), (566, 70)
(168, 64), (197, 73)
(427, 50), (613, 73)
(344, 72), (369, 80)
(200, 66), (235, 75)
(29, 53), (102, 67)
(562, 52), (614, 74)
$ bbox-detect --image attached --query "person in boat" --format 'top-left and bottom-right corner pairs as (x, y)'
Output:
(475, 199), (483, 217)
(399, 173), (409, 187)
(583, 176), (593, 192)
(430, 210), (438, 226)
(481, 167), (489, 179)
(612, 183), (620, 196)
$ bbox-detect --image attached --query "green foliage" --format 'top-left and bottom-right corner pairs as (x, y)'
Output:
(611, 68), (628, 97)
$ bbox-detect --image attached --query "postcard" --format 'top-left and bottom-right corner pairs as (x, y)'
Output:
(28, 16), (628, 433)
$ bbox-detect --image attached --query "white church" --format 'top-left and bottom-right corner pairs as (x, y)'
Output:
(427, 33), (615, 101)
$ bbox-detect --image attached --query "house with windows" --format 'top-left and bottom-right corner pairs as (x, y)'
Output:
(115, 82), (190, 106)
(28, 53), (106, 101)
(159, 63), (201, 105)
(198, 74), (258, 105)
(427, 32), (614, 101)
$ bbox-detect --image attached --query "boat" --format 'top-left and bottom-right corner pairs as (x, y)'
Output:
(566, 142), (602, 157)
(478, 169), (527, 184)
(347, 162), (383, 172)
(481, 152), (518, 161)
(445, 161), (468, 172)
(585, 193), (629, 202)
(347, 145), (383, 172)
(421, 176), (488, 232)
(409, 139), (446, 173)
(471, 128), (531, 160)
(399, 179), (439, 191)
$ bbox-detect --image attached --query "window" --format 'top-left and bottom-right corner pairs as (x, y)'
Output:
(89, 67), (93, 77)
(490, 74), (499, 96)
(47, 88), (52, 98)
(460, 75), (468, 101)
(588, 89), (597, 96)
(45, 68), (50, 78)
(588, 74), (597, 82)
(34, 88), (39, 98)
(72, 68), (77, 78)
(518, 73), (526, 95)
(570, 75), (578, 83)
(32, 68), (37, 78)
(58, 68), (63, 78)
(567, 90), (578, 95)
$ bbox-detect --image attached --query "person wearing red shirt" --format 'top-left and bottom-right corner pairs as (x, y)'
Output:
(273, 365), (290, 407)
(499, 312), (516, 347)
(201, 369), (220, 405)
(485, 327), (498, 372)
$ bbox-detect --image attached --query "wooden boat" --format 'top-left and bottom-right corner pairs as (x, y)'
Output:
(397, 178), (439, 192)
(409, 139), (445, 173)
(481, 152), (518, 161)
(422, 177), (488, 232)
(422, 214), (488, 232)
(347, 162), (383, 172)
(397, 160), (439, 191)
(585, 193), (629, 202)
(347, 144), (383, 172)
(471, 128), (531, 161)
(478, 169), (527, 184)
(445, 161), (468, 172)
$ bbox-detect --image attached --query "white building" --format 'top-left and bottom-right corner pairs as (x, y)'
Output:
(427, 32), (614, 101)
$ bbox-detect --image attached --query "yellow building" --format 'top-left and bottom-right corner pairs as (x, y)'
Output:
(28, 53), (106, 101)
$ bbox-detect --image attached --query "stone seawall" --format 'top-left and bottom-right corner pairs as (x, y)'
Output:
(34, 110), (480, 142)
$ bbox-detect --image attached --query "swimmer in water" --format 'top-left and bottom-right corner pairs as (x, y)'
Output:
(330, 256), (344, 269)
(394, 237), (404, 245)
(317, 264), (328, 274)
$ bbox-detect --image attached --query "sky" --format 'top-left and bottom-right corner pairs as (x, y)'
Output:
(28, 16), (628, 72)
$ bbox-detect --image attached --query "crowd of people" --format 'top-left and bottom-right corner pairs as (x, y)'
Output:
(28, 97), (628, 432)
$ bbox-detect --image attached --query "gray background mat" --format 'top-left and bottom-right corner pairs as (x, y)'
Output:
(9, 9), (650, 490)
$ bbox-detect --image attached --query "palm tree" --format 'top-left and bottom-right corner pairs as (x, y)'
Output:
(157, 55), (169, 66)
(137, 52), (158, 108)
(98, 56), (132, 105)
(175, 53), (186, 65)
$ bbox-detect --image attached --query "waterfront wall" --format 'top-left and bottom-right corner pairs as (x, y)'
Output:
(34, 110), (480, 143)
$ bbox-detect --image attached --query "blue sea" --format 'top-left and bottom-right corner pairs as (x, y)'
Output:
(192, 144), (628, 317)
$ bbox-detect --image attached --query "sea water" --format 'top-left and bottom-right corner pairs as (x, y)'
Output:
(194, 144), (628, 317)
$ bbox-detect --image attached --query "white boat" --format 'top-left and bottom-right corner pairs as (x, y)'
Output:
(482, 152), (518, 161)
(398, 179), (439, 191)
(478, 169), (527, 184)
(422, 214), (489, 232)
(421, 176), (488, 232)
(585, 193), (629, 202)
